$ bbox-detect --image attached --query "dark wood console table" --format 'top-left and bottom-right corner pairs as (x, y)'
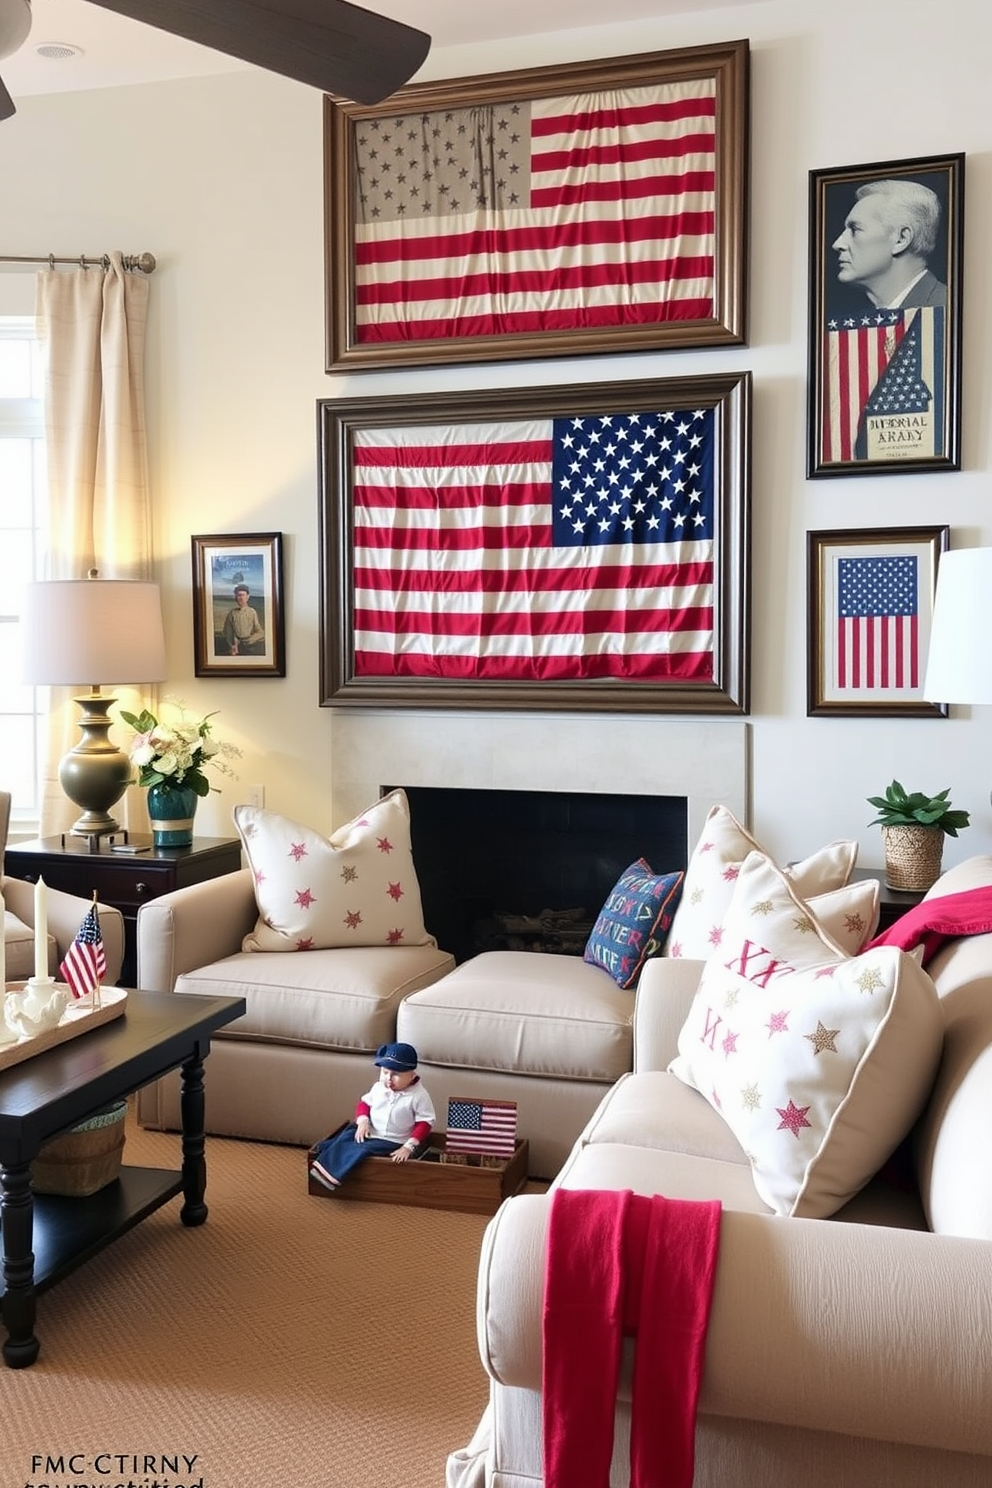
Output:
(4, 834), (242, 987)
(0, 988), (245, 1367)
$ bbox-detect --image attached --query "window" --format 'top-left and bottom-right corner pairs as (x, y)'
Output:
(0, 317), (49, 823)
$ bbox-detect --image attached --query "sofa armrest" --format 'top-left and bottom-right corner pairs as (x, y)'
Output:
(1, 874), (125, 985)
(136, 868), (257, 992)
(632, 957), (705, 1071)
(478, 1193), (992, 1458)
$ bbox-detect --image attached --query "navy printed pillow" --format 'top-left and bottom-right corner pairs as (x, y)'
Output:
(583, 859), (685, 989)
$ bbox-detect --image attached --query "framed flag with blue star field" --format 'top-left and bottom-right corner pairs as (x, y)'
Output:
(323, 40), (749, 372)
(806, 525), (949, 718)
(807, 152), (964, 478)
(317, 371), (750, 715)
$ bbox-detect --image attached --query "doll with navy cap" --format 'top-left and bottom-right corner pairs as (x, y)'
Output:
(310, 1042), (436, 1193)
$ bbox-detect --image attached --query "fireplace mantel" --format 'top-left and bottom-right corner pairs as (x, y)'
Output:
(329, 713), (750, 842)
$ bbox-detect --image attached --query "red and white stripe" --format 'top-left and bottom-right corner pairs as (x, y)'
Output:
(354, 82), (717, 343)
(351, 423), (714, 683)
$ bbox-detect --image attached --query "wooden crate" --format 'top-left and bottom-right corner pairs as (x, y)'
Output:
(306, 1131), (529, 1216)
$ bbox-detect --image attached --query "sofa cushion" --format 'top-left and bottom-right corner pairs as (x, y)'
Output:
(665, 805), (858, 959)
(554, 1137), (772, 1213)
(580, 1068), (754, 1167)
(3, 911), (58, 979)
(234, 789), (434, 953)
(398, 950), (634, 1083)
(669, 851), (943, 1218)
(802, 878), (880, 954)
(583, 860), (684, 988)
(175, 942), (455, 1052)
(914, 855), (992, 1240)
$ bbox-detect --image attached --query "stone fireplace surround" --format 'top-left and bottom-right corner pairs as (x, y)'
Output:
(330, 714), (750, 958)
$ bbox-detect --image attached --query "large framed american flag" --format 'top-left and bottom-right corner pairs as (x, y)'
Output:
(807, 153), (964, 478)
(323, 40), (749, 372)
(807, 526), (949, 718)
(318, 371), (751, 714)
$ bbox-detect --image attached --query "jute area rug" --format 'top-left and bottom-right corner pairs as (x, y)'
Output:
(0, 1106), (497, 1488)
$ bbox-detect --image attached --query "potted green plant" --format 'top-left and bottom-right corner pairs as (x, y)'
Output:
(866, 780), (970, 891)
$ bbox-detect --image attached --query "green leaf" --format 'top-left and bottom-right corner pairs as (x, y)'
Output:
(866, 779), (969, 833)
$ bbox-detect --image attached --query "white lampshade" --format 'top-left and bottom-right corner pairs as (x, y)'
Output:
(923, 548), (992, 705)
(21, 579), (167, 687)
(20, 577), (167, 838)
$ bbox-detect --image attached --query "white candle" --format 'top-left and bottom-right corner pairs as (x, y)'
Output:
(34, 876), (48, 982)
(0, 886), (6, 989)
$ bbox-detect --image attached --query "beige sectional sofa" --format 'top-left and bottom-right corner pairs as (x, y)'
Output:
(446, 855), (992, 1488)
(133, 802), (879, 1178)
(134, 867), (638, 1176)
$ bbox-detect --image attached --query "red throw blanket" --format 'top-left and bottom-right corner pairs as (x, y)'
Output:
(543, 1189), (721, 1488)
(866, 885), (992, 966)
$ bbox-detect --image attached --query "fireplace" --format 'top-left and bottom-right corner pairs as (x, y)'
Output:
(393, 786), (687, 964)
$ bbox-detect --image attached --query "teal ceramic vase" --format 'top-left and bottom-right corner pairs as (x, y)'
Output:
(146, 781), (198, 847)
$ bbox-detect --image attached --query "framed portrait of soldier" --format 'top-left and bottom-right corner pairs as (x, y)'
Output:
(807, 152), (964, 478)
(191, 532), (286, 678)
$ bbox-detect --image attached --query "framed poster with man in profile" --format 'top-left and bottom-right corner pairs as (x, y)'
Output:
(807, 152), (964, 478)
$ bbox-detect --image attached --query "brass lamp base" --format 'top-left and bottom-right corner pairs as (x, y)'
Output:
(58, 692), (133, 838)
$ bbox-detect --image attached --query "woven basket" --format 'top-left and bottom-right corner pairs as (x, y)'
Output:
(882, 824), (944, 892)
(32, 1101), (127, 1197)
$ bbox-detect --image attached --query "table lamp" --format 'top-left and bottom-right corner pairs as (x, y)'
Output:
(21, 573), (167, 838)
(923, 548), (992, 706)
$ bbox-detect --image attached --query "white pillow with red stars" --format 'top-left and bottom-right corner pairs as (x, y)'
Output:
(234, 789), (434, 952)
(663, 804), (859, 960)
(668, 851), (942, 1218)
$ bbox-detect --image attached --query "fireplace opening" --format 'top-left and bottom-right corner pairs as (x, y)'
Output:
(391, 786), (688, 964)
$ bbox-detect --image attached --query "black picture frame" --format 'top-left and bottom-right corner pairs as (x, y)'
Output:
(191, 532), (286, 678)
(324, 40), (749, 372)
(807, 525), (948, 717)
(318, 372), (751, 715)
(807, 153), (964, 478)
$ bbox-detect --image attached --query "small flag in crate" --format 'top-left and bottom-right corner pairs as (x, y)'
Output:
(59, 898), (107, 1000)
(446, 1096), (517, 1159)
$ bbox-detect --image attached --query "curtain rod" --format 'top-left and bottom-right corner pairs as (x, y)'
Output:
(0, 252), (156, 273)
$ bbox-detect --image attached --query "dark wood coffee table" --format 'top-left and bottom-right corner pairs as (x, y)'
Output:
(0, 989), (245, 1367)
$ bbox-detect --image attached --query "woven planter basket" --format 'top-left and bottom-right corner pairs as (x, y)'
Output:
(882, 824), (944, 892)
(32, 1101), (127, 1197)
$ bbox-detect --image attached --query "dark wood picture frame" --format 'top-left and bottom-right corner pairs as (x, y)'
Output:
(807, 525), (948, 717)
(324, 39), (749, 372)
(191, 532), (286, 678)
(807, 152), (964, 478)
(318, 371), (751, 715)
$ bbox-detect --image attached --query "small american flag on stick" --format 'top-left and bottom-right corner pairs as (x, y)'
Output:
(59, 896), (107, 1001)
(446, 1097), (518, 1159)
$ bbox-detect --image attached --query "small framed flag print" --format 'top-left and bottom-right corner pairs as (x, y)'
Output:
(806, 526), (949, 718)
(445, 1097), (518, 1160)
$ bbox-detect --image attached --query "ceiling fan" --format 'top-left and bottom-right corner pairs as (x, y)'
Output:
(0, 0), (430, 121)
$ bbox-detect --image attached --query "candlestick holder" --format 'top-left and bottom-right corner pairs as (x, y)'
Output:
(5, 981), (69, 1038)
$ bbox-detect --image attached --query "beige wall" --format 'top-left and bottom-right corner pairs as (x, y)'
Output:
(3, 0), (992, 870)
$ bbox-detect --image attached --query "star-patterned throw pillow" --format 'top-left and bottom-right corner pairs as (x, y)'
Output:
(234, 790), (434, 953)
(583, 859), (685, 989)
(668, 851), (943, 1218)
(663, 804), (858, 960)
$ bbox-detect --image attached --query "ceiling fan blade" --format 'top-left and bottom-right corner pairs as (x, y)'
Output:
(0, 73), (15, 120)
(83, 0), (430, 105)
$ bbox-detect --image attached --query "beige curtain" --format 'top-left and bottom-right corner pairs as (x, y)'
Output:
(35, 252), (155, 836)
